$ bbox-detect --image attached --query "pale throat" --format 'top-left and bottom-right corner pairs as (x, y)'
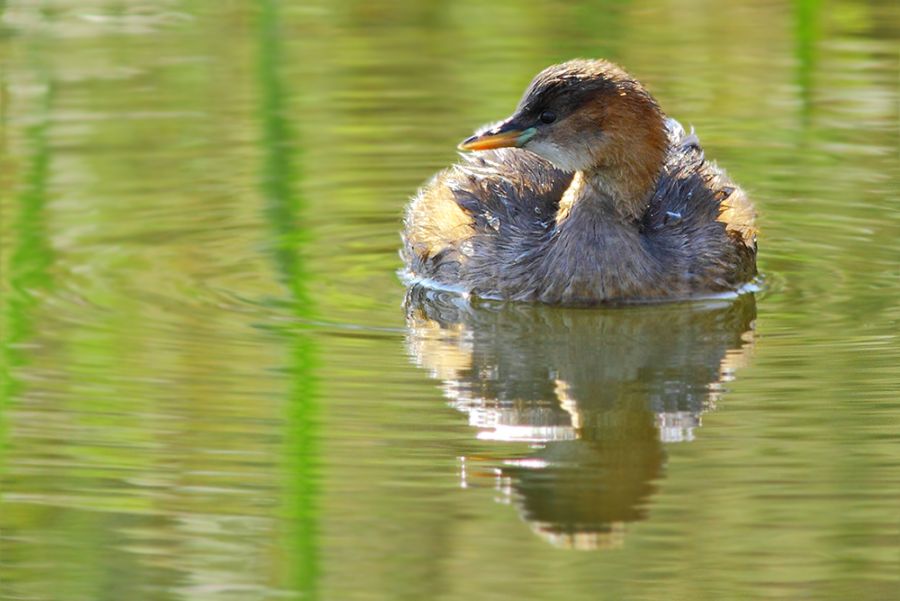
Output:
(556, 163), (656, 226)
(551, 168), (657, 278)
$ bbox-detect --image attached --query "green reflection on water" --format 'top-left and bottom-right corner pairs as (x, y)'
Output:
(258, 0), (319, 597)
(1, 78), (55, 466)
(794, 0), (821, 126)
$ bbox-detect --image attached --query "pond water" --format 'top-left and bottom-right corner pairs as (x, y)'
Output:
(1, 1), (898, 600)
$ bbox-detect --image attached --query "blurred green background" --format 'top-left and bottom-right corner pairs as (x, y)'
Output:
(0, 1), (898, 600)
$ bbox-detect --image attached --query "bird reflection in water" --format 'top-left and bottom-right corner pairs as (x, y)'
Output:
(404, 289), (756, 550)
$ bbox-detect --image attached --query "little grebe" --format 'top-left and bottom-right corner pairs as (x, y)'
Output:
(402, 59), (757, 305)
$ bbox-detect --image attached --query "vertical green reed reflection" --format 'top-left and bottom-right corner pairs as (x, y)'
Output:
(0, 81), (55, 469)
(258, 1), (319, 598)
(794, 0), (821, 128)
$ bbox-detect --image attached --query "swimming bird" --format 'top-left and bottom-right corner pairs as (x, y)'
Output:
(401, 59), (757, 305)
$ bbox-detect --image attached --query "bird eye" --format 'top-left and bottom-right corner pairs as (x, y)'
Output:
(539, 110), (556, 124)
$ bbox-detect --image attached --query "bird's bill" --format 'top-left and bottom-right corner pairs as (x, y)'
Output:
(458, 124), (536, 151)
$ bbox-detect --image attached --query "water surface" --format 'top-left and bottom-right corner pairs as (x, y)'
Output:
(1, 1), (898, 600)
